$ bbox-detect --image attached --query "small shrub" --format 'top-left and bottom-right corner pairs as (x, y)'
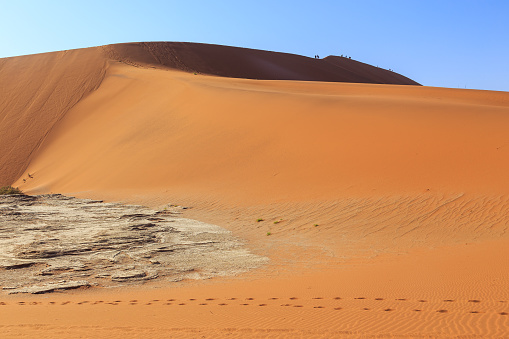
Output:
(257, 218), (264, 222)
(0, 186), (24, 195)
(314, 224), (319, 227)
(273, 219), (283, 224)
(266, 232), (272, 236)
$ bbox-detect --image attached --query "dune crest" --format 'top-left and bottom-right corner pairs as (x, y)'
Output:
(103, 41), (420, 85)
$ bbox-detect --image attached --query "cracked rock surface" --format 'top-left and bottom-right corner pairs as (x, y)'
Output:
(0, 194), (267, 294)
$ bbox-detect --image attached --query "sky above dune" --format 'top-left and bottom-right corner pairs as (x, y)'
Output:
(1, 0), (507, 92)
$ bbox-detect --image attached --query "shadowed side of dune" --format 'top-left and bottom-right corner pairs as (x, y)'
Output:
(104, 42), (420, 85)
(0, 48), (108, 186)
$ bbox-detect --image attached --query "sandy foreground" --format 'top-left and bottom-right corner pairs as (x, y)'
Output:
(1, 44), (509, 337)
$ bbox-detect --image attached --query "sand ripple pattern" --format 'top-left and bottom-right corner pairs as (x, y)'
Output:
(217, 193), (509, 259)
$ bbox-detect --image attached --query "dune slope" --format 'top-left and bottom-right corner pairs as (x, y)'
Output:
(15, 63), (509, 201)
(0, 48), (107, 186)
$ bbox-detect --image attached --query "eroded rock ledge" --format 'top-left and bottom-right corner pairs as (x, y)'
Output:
(0, 194), (267, 294)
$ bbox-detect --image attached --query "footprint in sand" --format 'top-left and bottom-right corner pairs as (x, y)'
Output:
(289, 297), (298, 300)
(334, 297), (341, 300)
(443, 299), (454, 302)
(241, 303), (249, 306)
(61, 301), (71, 305)
(468, 300), (481, 303)
(499, 312), (508, 316)
(281, 304), (291, 307)
(363, 307), (370, 310)
(437, 309), (448, 313)
(206, 298), (215, 301)
(0, 302), (6, 305)
(246, 297), (254, 300)
(269, 297), (278, 300)
(163, 303), (172, 305)
(312, 297), (323, 300)
(17, 302), (25, 305)
(384, 308), (393, 312)
(355, 297), (366, 300)
(218, 303), (227, 306)
(227, 298), (237, 300)
(334, 307), (342, 310)
(258, 304), (267, 306)
(167, 299), (175, 302)
(178, 303), (186, 306)
(375, 298), (384, 301)
(30, 302), (39, 305)
(293, 305), (303, 308)
(413, 309), (422, 312)
(189, 298), (196, 301)
(314, 306), (324, 309)
(418, 300), (427, 302)
(199, 303), (207, 306)
(470, 311), (481, 314)
(130, 300), (138, 303)
(396, 298), (406, 301)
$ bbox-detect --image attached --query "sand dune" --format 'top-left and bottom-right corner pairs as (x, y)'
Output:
(0, 42), (419, 189)
(1, 43), (509, 337)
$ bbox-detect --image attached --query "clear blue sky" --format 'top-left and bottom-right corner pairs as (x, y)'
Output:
(1, 1), (507, 91)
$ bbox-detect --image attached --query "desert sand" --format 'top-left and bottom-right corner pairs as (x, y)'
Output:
(1, 42), (509, 338)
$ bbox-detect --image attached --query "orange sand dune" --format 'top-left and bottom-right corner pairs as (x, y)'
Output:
(0, 42), (419, 189)
(1, 44), (509, 337)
